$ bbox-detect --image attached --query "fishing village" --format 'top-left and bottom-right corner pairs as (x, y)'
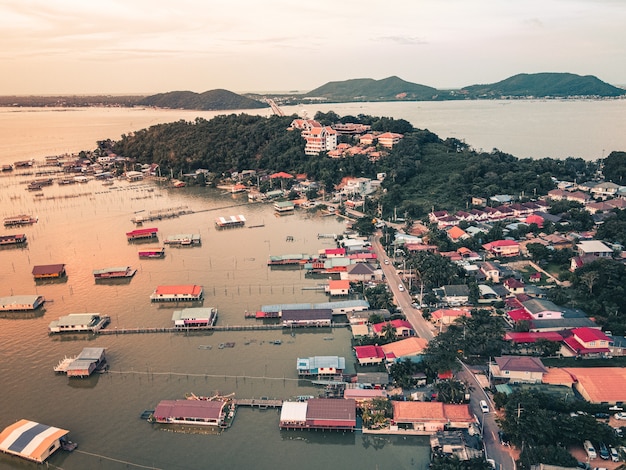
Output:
(0, 152), (443, 468)
(2, 122), (626, 470)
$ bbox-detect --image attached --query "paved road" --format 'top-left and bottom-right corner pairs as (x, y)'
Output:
(457, 362), (516, 470)
(371, 232), (515, 470)
(370, 234), (435, 341)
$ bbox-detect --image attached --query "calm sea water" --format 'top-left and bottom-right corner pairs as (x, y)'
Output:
(1, 99), (625, 165)
(0, 99), (623, 469)
(0, 174), (431, 470)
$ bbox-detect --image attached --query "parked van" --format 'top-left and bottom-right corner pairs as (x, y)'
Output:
(584, 440), (597, 460)
(480, 400), (489, 413)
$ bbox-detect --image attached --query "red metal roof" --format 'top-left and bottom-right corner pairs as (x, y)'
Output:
(126, 227), (158, 236)
(306, 398), (356, 422)
(154, 285), (203, 295)
(504, 331), (564, 343)
(154, 399), (225, 420)
(32, 264), (65, 275)
(571, 327), (610, 342)
(354, 345), (385, 360)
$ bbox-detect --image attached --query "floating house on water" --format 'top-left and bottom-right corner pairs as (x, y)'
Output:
(297, 356), (346, 377)
(150, 285), (204, 302)
(172, 307), (217, 328)
(138, 247), (165, 258)
(267, 254), (313, 266)
(0, 295), (45, 312)
(0, 419), (75, 463)
(126, 227), (158, 241)
(279, 399), (357, 431)
(48, 313), (110, 333)
(215, 214), (246, 229)
(261, 300), (369, 316)
(163, 233), (201, 245)
(32, 263), (66, 280)
(93, 266), (137, 280)
(152, 399), (231, 427)
(55, 347), (107, 377)
(274, 201), (295, 214)
(281, 309), (332, 327)
(3, 215), (38, 227)
(0, 233), (27, 245)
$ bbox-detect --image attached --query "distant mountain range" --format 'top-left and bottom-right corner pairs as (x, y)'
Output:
(301, 73), (626, 102)
(137, 89), (267, 110)
(0, 73), (623, 109)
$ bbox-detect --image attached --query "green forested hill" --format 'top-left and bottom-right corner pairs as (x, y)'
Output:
(138, 89), (268, 110)
(461, 72), (626, 98)
(111, 113), (597, 218)
(304, 76), (438, 101)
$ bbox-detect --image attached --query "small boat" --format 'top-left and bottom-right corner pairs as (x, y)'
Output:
(198, 345), (212, 350)
(270, 340), (282, 345)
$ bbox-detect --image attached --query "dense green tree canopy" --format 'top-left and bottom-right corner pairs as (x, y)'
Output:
(111, 112), (599, 220)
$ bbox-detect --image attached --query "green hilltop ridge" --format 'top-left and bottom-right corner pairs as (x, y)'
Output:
(303, 76), (438, 101)
(461, 72), (626, 98)
(297, 72), (625, 102)
(138, 89), (268, 110)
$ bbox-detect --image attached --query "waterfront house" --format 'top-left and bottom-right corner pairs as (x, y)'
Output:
(172, 307), (217, 328)
(163, 233), (201, 245)
(150, 285), (203, 302)
(343, 262), (378, 282)
(126, 227), (158, 241)
(326, 279), (350, 296)
(354, 345), (385, 366)
(392, 402), (475, 433)
(48, 313), (110, 333)
(0, 294), (45, 312)
(281, 309), (332, 327)
(214, 214), (246, 229)
(0, 419), (72, 463)
(32, 263), (66, 279)
(279, 399), (357, 431)
(65, 347), (107, 377)
(297, 356), (345, 376)
(489, 356), (547, 384)
(274, 200), (295, 213)
(153, 399), (229, 427)
(0, 233), (27, 245)
(343, 388), (387, 407)
(93, 266), (137, 280)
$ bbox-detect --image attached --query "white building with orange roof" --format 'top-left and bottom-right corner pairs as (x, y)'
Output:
(303, 126), (337, 156)
(377, 132), (404, 148)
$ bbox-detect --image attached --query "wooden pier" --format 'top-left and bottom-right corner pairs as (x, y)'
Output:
(233, 398), (283, 409)
(96, 323), (349, 335)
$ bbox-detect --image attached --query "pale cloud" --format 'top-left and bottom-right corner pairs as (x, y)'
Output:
(0, 0), (624, 94)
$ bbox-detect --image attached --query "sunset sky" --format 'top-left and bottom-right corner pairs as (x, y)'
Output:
(1, 0), (625, 95)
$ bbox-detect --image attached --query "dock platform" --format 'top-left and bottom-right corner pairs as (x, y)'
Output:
(233, 398), (283, 409)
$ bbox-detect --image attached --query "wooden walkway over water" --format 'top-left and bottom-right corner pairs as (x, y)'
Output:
(97, 323), (349, 335)
(233, 398), (283, 409)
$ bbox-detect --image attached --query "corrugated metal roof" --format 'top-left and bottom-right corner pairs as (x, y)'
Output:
(280, 402), (308, 423)
(0, 419), (68, 463)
